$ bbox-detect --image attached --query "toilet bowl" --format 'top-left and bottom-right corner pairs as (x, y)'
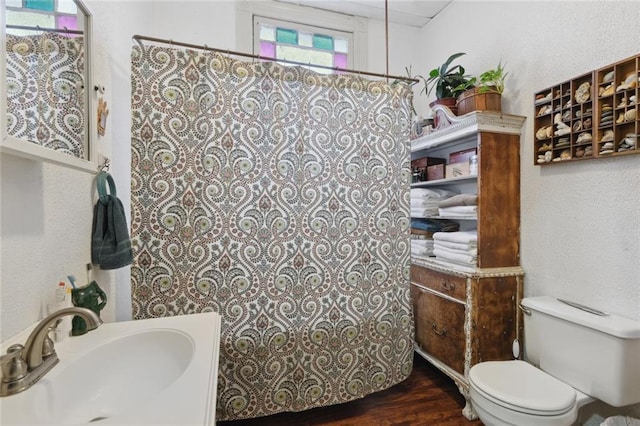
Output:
(469, 360), (593, 426)
(468, 296), (640, 426)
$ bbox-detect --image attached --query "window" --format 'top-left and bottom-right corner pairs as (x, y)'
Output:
(6, 0), (79, 35)
(236, 1), (367, 73)
(255, 17), (352, 74)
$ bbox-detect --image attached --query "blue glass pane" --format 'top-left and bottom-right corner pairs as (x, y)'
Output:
(313, 34), (333, 51)
(276, 28), (297, 45)
(25, 0), (55, 12)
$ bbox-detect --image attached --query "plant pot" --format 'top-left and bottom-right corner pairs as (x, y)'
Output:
(456, 87), (502, 115)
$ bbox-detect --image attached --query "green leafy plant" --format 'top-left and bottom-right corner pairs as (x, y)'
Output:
(420, 53), (474, 99)
(476, 61), (508, 94)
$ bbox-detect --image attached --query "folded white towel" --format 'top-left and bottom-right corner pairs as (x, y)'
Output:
(438, 211), (477, 218)
(438, 194), (478, 208)
(433, 230), (477, 244)
(411, 198), (438, 208)
(433, 248), (476, 265)
(434, 239), (477, 252)
(439, 205), (477, 214)
(411, 188), (458, 199)
(411, 240), (434, 257)
(411, 239), (434, 248)
(433, 243), (477, 257)
(411, 207), (438, 218)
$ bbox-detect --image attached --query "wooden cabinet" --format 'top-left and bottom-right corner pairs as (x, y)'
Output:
(534, 53), (639, 165)
(410, 107), (525, 420)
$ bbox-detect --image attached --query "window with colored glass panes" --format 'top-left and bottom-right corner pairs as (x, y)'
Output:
(6, 0), (79, 35)
(256, 19), (351, 74)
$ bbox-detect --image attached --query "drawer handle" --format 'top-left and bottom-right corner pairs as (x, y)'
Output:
(431, 323), (447, 336)
(441, 281), (455, 291)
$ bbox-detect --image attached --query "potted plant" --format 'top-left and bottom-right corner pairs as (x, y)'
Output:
(420, 52), (473, 116)
(457, 61), (508, 115)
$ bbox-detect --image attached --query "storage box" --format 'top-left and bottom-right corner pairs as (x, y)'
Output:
(446, 162), (471, 178)
(426, 164), (446, 181)
(449, 148), (477, 164)
(413, 157), (446, 182)
(411, 156), (446, 169)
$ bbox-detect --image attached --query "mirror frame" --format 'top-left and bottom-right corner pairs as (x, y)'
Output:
(0, 0), (97, 173)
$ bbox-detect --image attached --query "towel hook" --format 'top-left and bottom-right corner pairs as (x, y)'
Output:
(98, 158), (110, 172)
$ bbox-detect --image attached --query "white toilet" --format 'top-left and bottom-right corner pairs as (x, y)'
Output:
(469, 296), (640, 426)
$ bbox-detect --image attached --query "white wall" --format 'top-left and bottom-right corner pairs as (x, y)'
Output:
(367, 18), (421, 79)
(0, 158), (113, 340)
(416, 1), (640, 321)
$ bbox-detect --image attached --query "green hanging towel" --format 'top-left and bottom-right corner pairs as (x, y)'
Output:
(91, 171), (133, 269)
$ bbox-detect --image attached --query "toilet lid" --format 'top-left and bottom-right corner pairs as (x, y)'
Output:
(469, 360), (576, 416)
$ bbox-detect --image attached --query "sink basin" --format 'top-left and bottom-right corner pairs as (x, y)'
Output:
(30, 329), (194, 423)
(1, 312), (221, 425)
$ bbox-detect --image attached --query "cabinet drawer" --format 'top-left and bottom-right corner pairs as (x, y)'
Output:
(411, 265), (466, 301)
(411, 284), (465, 374)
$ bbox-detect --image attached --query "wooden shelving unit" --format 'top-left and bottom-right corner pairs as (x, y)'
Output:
(595, 55), (639, 157)
(534, 53), (639, 165)
(410, 107), (526, 420)
(534, 72), (595, 164)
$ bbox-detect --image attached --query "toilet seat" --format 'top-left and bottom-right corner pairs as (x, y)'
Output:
(469, 360), (576, 416)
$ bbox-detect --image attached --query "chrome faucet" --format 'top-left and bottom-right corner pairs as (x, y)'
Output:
(0, 307), (102, 397)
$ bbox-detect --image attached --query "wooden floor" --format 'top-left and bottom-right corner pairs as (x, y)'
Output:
(219, 353), (483, 426)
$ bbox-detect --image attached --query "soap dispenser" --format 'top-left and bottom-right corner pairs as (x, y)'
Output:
(71, 281), (107, 336)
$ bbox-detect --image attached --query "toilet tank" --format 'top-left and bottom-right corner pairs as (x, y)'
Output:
(521, 296), (640, 407)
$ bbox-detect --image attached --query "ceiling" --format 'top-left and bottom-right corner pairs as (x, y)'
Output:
(274, 0), (452, 28)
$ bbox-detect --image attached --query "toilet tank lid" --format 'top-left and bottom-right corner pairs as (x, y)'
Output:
(522, 296), (640, 339)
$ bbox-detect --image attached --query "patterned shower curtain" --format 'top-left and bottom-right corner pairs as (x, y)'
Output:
(5, 33), (86, 157)
(130, 44), (413, 420)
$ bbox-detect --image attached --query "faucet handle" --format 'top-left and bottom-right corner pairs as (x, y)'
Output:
(1, 344), (28, 383)
(42, 324), (58, 358)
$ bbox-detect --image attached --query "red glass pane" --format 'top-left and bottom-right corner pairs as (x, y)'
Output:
(57, 15), (78, 31)
(260, 41), (275, 59)
(334, 53), (347, 69)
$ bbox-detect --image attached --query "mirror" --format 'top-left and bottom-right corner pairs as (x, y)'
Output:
(1, 0), (96, 172)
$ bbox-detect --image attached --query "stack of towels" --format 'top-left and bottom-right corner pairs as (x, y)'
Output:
(411, 238), (435, 258)
(438, 193), (478, 218)
(411, 218), (459, 259)
(433, 230), (478, 266)
(411, 188), (458, 218)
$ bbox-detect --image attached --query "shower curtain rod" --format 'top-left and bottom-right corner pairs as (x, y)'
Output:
(7, 24), (84, 35)
(132, 34), (418, 84)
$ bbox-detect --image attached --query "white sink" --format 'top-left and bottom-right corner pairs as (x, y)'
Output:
(1, 312), (221, 425)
